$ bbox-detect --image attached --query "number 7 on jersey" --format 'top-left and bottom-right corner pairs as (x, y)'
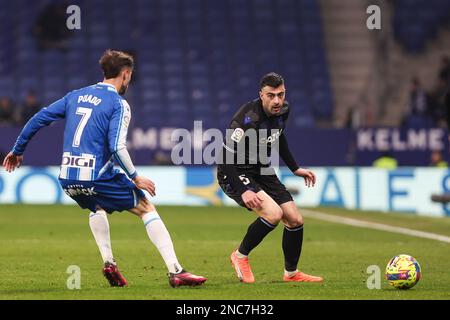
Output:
(73, 107), (92, 147)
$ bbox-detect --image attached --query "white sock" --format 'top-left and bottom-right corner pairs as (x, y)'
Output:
(236, 250), (247, 259)
(284, 269), (298, 277)
(141, 210), (183, 274)
(89, 210), (114, 264)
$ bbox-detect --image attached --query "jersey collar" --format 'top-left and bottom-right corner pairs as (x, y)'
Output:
(97, 82), (118, 92)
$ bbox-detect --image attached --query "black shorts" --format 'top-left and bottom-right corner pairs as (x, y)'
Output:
(217, 167), (293, 209)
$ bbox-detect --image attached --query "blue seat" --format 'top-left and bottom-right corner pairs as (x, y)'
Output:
(141, 100), (165, 112)
(139, 63), (161, 75)
(68, 77), (88, 90)
(393, 0), (449, 53)
(188, 63), (208, 76)
(164, 63), (184, 76)
(18, 77), (39, 91)
(43, 90), (62, 104)
(142, 87), (163, 99)
(167, 116), (191, 128)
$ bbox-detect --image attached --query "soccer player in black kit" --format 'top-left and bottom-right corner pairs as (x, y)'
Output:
(218, 73), (323, 283)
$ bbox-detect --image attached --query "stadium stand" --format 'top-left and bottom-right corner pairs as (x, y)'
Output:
(0, 0), (333, 129)
(393, 0), (450, 53)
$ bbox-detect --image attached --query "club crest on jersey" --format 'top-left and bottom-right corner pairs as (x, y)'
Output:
(77, 94), (102, 106)
(230, 128), (245, 143)
(122, 101), (131, 127)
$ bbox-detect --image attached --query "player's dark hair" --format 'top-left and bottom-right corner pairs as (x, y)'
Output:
(99, 49), (134, 79)
(260, 72), (284, 89)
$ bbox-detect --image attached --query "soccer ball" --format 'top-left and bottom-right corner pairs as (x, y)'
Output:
(385, 254), (421, 289)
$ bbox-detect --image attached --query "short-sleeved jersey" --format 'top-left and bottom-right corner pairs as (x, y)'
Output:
(12, 82), (136, 181)
(220, 98), (290, 170)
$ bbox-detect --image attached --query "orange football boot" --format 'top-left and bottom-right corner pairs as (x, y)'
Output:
(230, 250), (255, 283)
(283, 271), (323, 282)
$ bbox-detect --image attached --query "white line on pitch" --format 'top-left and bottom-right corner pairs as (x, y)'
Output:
(301, 209), (450, 244)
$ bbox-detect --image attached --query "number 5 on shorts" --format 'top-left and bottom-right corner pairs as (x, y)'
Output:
(239, 174), (250, 185)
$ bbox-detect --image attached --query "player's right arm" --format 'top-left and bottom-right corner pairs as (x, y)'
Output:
(3, 95), (67, 172)
(107, 98), (155, 196)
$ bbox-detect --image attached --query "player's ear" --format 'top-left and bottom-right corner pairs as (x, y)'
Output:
(124, 69), (132, 82)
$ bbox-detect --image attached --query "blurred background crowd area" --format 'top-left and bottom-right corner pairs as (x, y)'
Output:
(0, 0), (449, 128)
(0, 0), (449, 166)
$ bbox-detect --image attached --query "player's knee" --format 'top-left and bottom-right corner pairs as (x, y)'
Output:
(96, 209), (107, 215)
(139, 198), (155, 213)
(265, 205), (283, 224)
(131, 198), (156, 217)
(143, 201), (155, 213)
(293, 216), (304, 228)
(89, 208), (107, 218)
(285, 215), (304, 228)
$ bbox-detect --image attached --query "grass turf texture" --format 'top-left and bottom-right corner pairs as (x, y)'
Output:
(0, 205), (449, 300)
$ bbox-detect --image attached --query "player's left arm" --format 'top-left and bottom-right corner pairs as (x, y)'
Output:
(108, 99), (155, 196)
(277, 107), (316, 187)
(279, 134), (316, 188)
(3, 95), (67, 172)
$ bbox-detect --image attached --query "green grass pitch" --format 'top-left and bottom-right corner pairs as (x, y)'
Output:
(0, 204), (449, 300)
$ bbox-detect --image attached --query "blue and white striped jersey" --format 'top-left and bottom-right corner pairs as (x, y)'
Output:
(12, 82), (137, 181)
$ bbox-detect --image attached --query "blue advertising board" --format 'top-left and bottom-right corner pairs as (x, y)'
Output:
(1, 166), (449, 217)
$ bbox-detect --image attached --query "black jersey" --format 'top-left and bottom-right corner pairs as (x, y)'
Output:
(223, 98), (289, 167)
(218, 98), (299, 196)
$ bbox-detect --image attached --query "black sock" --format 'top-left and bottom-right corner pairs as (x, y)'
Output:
(282, 224), (304, 272)
(238, 217), (277, 256)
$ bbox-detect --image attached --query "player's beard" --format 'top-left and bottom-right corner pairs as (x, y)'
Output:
(118, 83), (128, 96)
(271, 103), (281, 114)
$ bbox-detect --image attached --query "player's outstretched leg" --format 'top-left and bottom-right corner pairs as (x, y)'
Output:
(129, 198), (206, 287)
(280, 202), (323, 283)
(89, 210), (128, 287)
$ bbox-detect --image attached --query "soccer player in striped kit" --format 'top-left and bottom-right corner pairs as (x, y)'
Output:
(3, 49), (206, 288)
